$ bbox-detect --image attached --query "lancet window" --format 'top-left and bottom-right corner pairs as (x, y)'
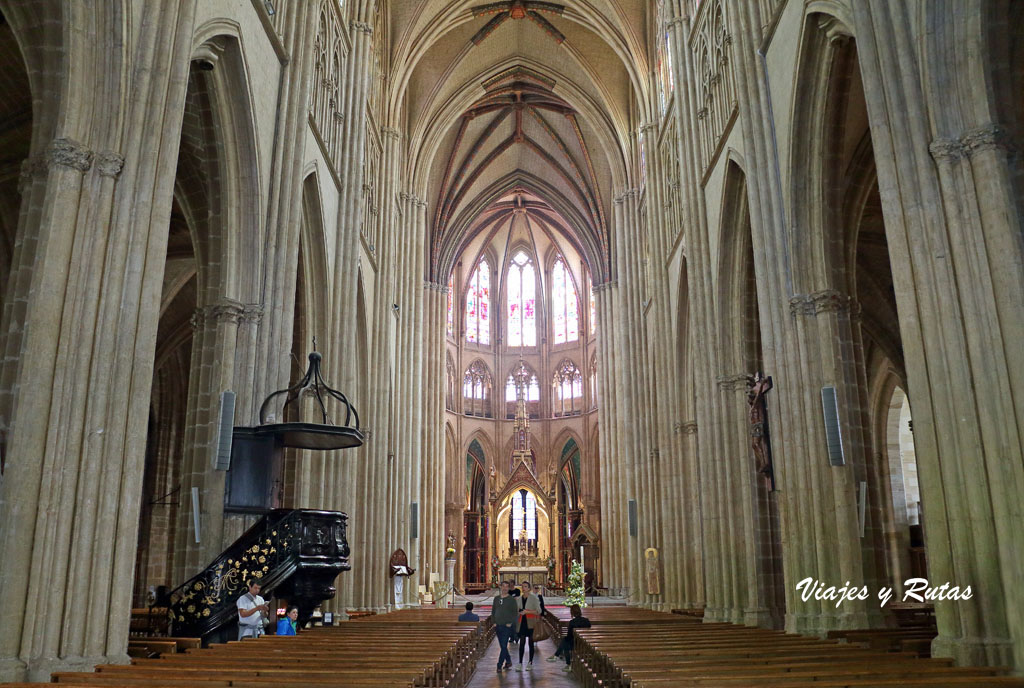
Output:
(505, 366), (540, 419)
(552, 257), (580, 344)
(465, 259), (490, 345)
(589, 355), (598, 409)
(657, 1), (675, 116)
(590, 288), (596, 335)
(506, 251), (537, 347)
(553, 359), (584, 417)
(446, 352), (457, 411)
(462, 361), (493, 417)
(510, 489), (538, 548)
(446, 273), (454, 337)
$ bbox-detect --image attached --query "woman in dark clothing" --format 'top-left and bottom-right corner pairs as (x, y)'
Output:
(515, 580), (541, 670)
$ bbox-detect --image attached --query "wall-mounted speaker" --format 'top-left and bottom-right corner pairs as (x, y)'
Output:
(191, 487), (201, 544)
(628, 499), (638, 537)
(214, 390), (236, 471)
(411, 502), (418, 539)
(821, 385), (845, 466)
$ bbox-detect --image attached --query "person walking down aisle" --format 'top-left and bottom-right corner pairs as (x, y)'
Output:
(515, 580), (541, 671)
(491, 581), (518, 671)
(508, 580), (521, 645)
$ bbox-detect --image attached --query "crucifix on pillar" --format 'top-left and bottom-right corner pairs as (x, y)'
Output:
(747, 372), (775, 491)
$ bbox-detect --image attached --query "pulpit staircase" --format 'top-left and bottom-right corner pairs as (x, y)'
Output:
(168, 508), (349, 643)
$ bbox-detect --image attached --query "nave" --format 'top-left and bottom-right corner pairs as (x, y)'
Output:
(8, 605), (1024, 688)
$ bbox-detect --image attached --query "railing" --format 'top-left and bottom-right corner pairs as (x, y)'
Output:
(169, 508), (349, 639)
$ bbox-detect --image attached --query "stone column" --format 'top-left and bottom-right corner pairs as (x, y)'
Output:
(0, 1), (198, 679)
(173, 300), (246, 582)
(250, 0), (321, 418)
(850, 0), (1024, 667)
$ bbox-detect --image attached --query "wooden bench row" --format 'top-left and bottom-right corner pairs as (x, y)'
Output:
(8, 609), (489, 688)
(567, 610), (1024, 688)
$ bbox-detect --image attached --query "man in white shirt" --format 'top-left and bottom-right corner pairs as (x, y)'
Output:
(236, 580), (270, 640)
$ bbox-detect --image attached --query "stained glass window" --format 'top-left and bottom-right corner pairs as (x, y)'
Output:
(552, 257), (580, 344)
(553, 359), (584, 417)
(505, 367), (540, 418)
(446, 273), (454, 337)
(525, 491), (536, 539)
(507, 251), (536, 347)
(512, 492), (524, 534)
(590, 288), (596, 335)
(511, 490), (537, 541)
(465, 259), (490, 345)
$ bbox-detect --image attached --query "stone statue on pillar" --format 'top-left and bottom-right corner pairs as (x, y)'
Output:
(746, 372), (775, 490)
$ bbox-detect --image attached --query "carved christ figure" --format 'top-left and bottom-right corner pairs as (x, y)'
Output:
(747, 372), (775, 487)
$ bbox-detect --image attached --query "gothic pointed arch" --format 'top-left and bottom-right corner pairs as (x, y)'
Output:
(552, 358), (584, 417)
(462, 359), (494, 417)
(504, 245), (540, 348)
(504, 361), (540, 419)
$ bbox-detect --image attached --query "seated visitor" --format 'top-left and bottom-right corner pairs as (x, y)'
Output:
(547, 603), (591, 670)
(458, 601), (479, 622)
(276, 606), (298, 636)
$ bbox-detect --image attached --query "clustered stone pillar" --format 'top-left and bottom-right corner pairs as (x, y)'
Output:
(173, 300), (261, 583)
(0, 1), (199, 679)
(421, 280), (447, 596)
(848, 0), (1024, 668)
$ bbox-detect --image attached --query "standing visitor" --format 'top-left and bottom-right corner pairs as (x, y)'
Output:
(515, 580), (541, 671)
(491, 581), (518, 671)
(236, 580), (269, 640)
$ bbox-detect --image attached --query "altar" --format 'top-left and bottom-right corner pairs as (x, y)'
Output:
(498, 566), (548, 588)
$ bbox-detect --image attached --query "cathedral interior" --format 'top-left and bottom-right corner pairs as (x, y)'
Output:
(0, 0), (1023, 683)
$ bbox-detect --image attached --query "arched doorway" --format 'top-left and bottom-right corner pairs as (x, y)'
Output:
(463, 440), (489, 592)
(557, 438), (582, 584)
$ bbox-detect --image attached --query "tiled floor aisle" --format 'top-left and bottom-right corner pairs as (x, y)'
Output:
(466, 635), (583, 688)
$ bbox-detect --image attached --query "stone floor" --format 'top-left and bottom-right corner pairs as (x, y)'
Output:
(466, 634), (582, 688)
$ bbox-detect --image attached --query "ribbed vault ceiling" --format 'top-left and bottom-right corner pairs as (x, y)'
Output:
(389, 0), (655, 284)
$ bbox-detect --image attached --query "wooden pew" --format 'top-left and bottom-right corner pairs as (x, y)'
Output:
(565, 610), (1024, 688)
(43, 609), (488, 688)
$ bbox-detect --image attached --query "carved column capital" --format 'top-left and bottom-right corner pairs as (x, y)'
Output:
(19, 154), (47, 193)
(931, 124), (1014, 163)
(962, 124), (1013, 156)
(240, 304), (264, 323)
(789, 289), (856, 317)
(929, 138), (964, 162)
(48, 138), (93, 172)
(96, 151), (125, 178)
(381, 126), (402, 140)
(400, 191), (427, 208)
(716, 373), (751, 391)
(614, 188), (639, 204)
(193, 300), (247, 328)
(679, 421), (698, 435)
(350, 21), (373, 35)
